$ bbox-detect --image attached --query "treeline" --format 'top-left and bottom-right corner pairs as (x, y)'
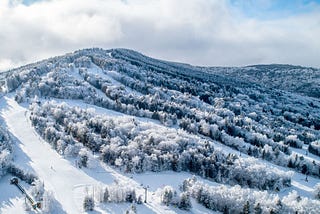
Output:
(5, 47), (320, 177)
(76, 61), (320, 177)
(87, 182), (192, 211)
(0, 126), (54, 212)
(0, 126), (13, 178)
(309, 141), (320, 157)
(30, 101), (292, 191)
(158, 185), (192, 210)
(0, 126), (38, 183)
(95, 182), (138, 204)
(182, 177), (320, 214)
(7, 164), (37, 184)
(7, 50), (320, 173)
(76, 64), (320, 177)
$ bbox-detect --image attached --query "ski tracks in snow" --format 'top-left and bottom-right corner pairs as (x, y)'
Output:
(0, 95), (175, 214)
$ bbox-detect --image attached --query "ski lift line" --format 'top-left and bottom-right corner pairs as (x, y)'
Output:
(10, 177), (41, 210)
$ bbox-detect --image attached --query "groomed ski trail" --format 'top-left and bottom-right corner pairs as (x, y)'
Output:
(0, 95), (176, 214)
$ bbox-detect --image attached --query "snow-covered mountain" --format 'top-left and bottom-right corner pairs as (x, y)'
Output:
(207, 64), (320, 98)
(0, 48), (319, 213)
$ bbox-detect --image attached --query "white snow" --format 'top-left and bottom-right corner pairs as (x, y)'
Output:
(1, 95), (102, 213)
(0, 95), (212, 213)
(1, 49), (319, 213)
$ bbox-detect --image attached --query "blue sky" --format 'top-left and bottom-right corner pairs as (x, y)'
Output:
(229, 0), (320, 19)
(0, 0), (319, 70)
(22, 0), (320, 18)
(18, 0), (320, 18)
(22, 0), (40, 5)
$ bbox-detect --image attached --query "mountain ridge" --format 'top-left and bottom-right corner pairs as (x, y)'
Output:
(0, 47), (320, 213)
(1, 48), (319, 98)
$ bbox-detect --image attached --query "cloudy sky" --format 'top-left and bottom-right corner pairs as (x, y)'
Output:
(0, 0), (320, 71)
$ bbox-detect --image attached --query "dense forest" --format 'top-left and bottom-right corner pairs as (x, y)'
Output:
(1, 48), (319, 212)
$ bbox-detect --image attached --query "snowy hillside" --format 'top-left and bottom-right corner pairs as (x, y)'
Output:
(0, 48), (320, 213)
(207, 64), (320, 98)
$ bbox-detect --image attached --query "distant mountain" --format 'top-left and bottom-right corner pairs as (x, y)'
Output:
(207, 64), (320, 98)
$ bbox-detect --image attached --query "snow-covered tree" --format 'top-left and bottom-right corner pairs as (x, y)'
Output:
(161, 186), (174, 206)
(83, 195), (94, 211)
(314, 183), (320, 200)
(178, 192), (192, 210)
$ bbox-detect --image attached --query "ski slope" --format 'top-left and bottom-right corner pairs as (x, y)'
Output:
(0, 95), (318, 213)
(0, 95), (212, 213)
(2, 95), (104, 213)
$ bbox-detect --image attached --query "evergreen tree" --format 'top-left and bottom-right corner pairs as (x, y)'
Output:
(269, 209), (276, 214)
(125, 190), (136, 203)
(242, 201), (250, 214)
(126, 204), (137, 214)
(137, 195), (143, 204)
(276, 198), (283, 213)
(161, 186), (173, 206)
(287, 159), (294, 168)
(80, 153), (88, 167)
(223, 205), (229, 214)
(103, 187), (109, 202)
(83, 195), (94, 211)
(178, 192), (192, 210)
(254, 203), (262, 214)
(314, 183), (320, 199)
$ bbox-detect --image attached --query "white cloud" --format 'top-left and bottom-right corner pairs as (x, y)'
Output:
(0, 0), (319, 71)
